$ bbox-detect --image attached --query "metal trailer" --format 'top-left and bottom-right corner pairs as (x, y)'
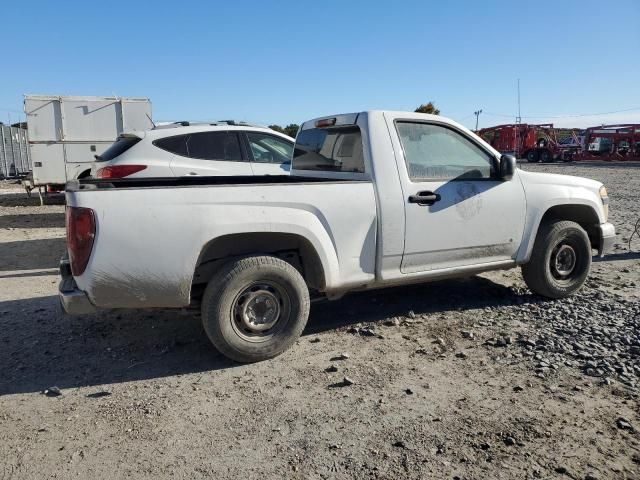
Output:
(575, 124), (640, 161)
(24, 95), (152, 190)
(477, 123), (581, 163)
(0, 124), (31, 178)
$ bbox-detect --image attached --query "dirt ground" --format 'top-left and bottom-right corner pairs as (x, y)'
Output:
(1, 163), (639, 480)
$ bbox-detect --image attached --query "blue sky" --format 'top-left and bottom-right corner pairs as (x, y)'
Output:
(1, 0), (639, 129)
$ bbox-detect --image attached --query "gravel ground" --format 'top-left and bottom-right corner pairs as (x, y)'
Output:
(1, 163), (639, 480)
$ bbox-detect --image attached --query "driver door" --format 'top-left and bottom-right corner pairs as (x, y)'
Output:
(389, 117), (526, 273)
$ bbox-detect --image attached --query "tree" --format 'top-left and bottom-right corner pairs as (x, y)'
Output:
(414, 102), (440, 115)
(269, 123), (299, 138)
(283, 124), (299, 138)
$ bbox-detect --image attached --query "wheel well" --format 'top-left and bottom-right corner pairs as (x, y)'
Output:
(77, 169), (92, 179)
(191, 233), (326, 299)
(540, 204), (600, 249)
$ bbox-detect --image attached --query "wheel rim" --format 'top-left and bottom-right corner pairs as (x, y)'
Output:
(231, 281), (290, 342)
(550, 242), (577, 279)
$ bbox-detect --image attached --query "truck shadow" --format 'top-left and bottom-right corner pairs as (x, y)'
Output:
(0, 277), (537, 396)
(0, 295), (233, 396)
(0, 213), (66, 229)
(0, 238), (66, 272)
(593, 251), (640, 262)
(0, 192), (65, 207)
(306, 277), (533, 334)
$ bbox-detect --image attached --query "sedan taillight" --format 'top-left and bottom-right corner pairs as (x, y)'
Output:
(96, 164), (147, 179)
(66, 207), (96, 276)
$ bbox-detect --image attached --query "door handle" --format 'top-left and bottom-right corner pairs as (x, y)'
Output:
(186, 172), (199, 176)
(408, 191), (441, 206)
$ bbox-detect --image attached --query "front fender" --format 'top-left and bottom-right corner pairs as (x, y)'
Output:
(516, 193), (605, 263)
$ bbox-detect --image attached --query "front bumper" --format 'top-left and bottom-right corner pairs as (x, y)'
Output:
(597, 222), (616, 257)
(58, 257), (97, 315)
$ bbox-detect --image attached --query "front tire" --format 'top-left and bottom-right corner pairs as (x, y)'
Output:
(521, 220), (591, 299)
(201, 256), (310, 362)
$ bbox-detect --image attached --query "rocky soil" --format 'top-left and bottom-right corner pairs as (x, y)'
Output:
(1, 162), (639, 479)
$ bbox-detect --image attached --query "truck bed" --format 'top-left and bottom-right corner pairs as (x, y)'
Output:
(70, 175), (362, 191)
(65, 176), (378, 309)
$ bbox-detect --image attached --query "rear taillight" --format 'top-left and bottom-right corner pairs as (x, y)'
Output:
(315, 118), (337, 128)
(96, 164), (147, 179)
(66, 207), (96, 276)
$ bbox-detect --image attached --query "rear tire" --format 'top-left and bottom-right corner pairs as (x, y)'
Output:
(201, 256), (310, 362)
(521, 220), (591, 299)
(526, 150), (539, 163)
(539, 149), (553, 162)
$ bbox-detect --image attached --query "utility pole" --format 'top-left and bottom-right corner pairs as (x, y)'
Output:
(474, 109), (482, 131)
(516, 78), (522, 124)
(516, 79), (522, 157)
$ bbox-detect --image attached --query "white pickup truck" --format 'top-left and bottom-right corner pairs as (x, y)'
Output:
(60, 111), (615, 362)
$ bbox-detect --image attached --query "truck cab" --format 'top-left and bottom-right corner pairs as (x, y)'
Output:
(588, 137), (613, 154)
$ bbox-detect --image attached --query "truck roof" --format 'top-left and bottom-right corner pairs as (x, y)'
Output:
(301, 110), (461, 130)
(298, 110), (502, 161)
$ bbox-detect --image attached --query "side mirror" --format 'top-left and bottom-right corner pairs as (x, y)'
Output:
(499, 154), (516, 180)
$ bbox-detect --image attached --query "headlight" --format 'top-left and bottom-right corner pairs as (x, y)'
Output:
(599, 185), (609, 222)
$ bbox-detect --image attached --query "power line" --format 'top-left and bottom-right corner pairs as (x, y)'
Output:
(483, 106), (640, 120)
(453, 113), (475, 123)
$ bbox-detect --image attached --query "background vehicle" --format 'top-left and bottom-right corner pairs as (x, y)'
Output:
(480, 122), (640, 162)
(24, 95), (153, 186)
(578, 124), (640, 161)
(588, 137), (612, 154)
(94, 121), (294, 179)
(478, 123), (571, 162)
(0, 122), (30, 179)
(60, 111), (614, 363)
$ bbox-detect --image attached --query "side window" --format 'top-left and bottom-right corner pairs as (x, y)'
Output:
(246, 133), (293, 164)
(153, 135), (188, 156)
(396, 122), (494, 181)
(186, 132), (243, 161)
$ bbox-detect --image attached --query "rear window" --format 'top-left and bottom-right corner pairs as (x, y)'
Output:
(293, 127), (364, 173)
(186, 132), (243, 161)
(153, 132), (243, 161)
(97, 137), (141, 162)
(154, 134), (188, 156)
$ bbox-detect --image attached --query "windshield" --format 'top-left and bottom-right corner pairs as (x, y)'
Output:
(293, 127), (364, 173)
(96, 136), (141, 162)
